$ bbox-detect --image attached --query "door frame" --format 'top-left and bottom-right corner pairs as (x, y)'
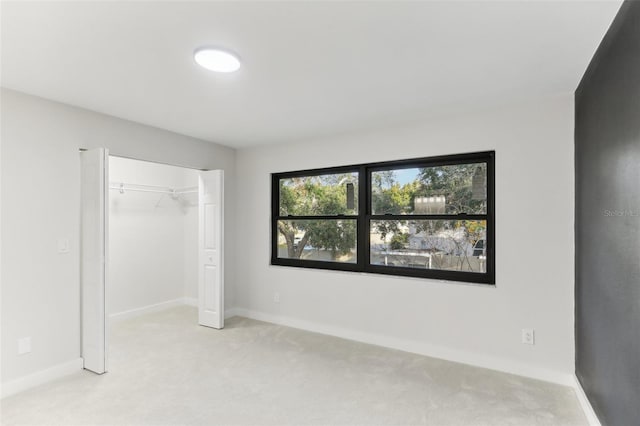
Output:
(80, 150), (225, 373)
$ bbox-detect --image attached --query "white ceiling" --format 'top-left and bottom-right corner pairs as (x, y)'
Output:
(1, 1), (622, 148)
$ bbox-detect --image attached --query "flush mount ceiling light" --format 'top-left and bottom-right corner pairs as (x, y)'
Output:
(194, 47), (241, 73)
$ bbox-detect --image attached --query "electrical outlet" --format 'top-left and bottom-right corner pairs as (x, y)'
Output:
(522, 329), (535, 345)
(18, 337), (31, 355)
(273, 292), (280, 303)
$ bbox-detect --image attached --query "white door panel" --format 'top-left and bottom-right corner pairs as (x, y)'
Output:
(204, 204), (217, 250)
(199, 170), (224, 329)
(80, 148), (108, 374)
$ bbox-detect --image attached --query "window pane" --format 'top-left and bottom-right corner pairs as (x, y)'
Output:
(276, 219), (357, 263)
(279, 172), (358, 216)
(370, 220), (487, 273)
(371, 163), (487, 215)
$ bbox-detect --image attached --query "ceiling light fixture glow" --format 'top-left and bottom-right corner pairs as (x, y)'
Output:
(194, 47), (241, 73)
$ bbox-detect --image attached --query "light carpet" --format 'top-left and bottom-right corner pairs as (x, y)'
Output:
(1, 306), (587, 425)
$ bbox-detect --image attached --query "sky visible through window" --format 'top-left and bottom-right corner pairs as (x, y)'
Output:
(394, 168), (420, 186)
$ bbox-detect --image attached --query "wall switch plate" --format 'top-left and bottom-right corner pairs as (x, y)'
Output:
(522, 328), (535, 345)
(57, 238), (70, 254)
(273, 292), (280, 303)
(18, 337), (31, 355)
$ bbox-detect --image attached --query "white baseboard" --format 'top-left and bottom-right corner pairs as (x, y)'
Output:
(224, 307), (241, 319)
(109, 298), (187, 321)
(112, 298), (239, 321)
(573, 375), (601, 426)
(1, 358), (83, 399)
(183, 297), (239, 319)
(183, 297), (198, 307)
(233, 307), (574, 387)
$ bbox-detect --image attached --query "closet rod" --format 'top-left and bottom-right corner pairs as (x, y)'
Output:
(109, 182), (197, 195)
(175, 186), (198, 195)
(109, 185), (172, 195)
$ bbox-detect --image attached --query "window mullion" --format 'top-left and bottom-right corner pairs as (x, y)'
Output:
(357, 166), (368, 271)
(275, 215), (359, 220)
(368, 214), (488, 221)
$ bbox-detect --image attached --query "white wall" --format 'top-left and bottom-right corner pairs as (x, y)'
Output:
(1, 88), (575, 392)
(109, 156), (198, 315)
(0, 89), (236, 386)
(235, 95), (575, 384)
(183, 197), (199, 301)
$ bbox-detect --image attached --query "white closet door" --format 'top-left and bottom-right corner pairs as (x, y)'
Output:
(198, 170), (224, 329)
(80, 148), (108, 374)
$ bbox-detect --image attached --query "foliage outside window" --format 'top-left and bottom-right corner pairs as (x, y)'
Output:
(271, 152), (495, 284)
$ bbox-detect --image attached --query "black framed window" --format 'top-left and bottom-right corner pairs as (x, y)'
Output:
(271, 151), (495, 284)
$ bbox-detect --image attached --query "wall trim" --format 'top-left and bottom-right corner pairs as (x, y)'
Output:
(112, 297), (239, 320)
(224, 307), (241, 319)
(109, 298), (187, 321)
(182, 297), (198, 307)
(573, 375), (602, 426)
(183, 297), (239, 319)
(234, 307), (574, 386)
(1, 358), (84, 399)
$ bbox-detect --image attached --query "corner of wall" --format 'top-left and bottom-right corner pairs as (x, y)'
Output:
(573, 375), (602, 426)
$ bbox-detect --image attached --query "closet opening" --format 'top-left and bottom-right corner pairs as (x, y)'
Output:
(109, 156), (200, 321)
(80, 149), (224, 374)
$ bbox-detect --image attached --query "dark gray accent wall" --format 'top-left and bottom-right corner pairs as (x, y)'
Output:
(575, 2), (640, 425)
